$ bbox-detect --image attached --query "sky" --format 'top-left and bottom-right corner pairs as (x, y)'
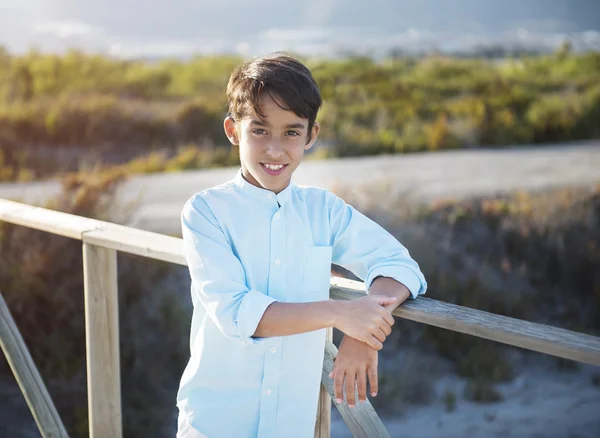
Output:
(1, 0), (599, 57)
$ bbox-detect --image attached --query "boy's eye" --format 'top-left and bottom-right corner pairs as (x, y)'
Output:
(286, 131), (300, 137)
(252, 129), (267, 135)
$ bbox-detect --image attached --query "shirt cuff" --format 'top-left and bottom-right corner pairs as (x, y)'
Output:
(365, 266), (426, 299)
(237, 290), (277, 345)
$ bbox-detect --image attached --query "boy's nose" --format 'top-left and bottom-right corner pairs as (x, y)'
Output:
(266, 142), (283, 158)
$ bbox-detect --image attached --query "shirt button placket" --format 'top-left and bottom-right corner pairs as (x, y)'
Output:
(258, 206), (285, 438)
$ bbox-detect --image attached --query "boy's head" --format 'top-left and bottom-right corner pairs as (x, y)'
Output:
(224, 53), (322, 194)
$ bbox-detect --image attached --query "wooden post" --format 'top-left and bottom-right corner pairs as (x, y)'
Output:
(83, 243), (122, 438)
(0, 291), (69, 438)
(315, 327), (333, 438)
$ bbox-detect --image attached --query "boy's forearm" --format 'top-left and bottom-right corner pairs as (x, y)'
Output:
(369, 276), (411, 312)
(252, 300), (340, 338)
(252, 277), (410, 339)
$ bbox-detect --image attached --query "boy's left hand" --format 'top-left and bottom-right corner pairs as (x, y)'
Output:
(329, 336), (378, 407)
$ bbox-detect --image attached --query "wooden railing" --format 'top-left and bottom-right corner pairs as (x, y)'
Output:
(1, 198), (599, 438)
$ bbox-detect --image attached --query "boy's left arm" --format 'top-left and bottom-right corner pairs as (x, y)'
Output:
(329, 277), (411, 407)
(326, 193), (427, 407)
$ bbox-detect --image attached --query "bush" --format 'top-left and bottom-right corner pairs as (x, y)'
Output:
(1, 50), (599, 182)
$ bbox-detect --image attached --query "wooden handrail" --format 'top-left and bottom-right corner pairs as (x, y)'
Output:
(2, 197), (600, 438)
(330, 278), (600, 367)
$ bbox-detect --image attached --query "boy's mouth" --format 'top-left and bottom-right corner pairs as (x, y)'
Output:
(260, 163), (288, 176)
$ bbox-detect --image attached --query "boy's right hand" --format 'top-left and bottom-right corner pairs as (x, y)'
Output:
(334, 295), (396, 350)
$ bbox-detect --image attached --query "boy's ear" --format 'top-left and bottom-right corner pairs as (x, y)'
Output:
(224, 116), (239, 145)
(304, 121), (320, 151)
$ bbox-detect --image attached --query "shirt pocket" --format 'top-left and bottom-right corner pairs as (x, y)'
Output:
(303, 246), (333, 295)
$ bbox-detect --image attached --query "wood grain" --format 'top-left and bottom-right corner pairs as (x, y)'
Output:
(83, 244), (122, 438)
(330, 277), (600, 367)
(0, 198), (101, 239)
(0, 291), (69, 438)
(315, 328), (333, 438)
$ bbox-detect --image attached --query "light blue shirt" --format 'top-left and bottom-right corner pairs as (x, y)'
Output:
(177, 169), (427, 438)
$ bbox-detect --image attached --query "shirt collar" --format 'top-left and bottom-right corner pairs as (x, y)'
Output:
(233, 169), (293, 207)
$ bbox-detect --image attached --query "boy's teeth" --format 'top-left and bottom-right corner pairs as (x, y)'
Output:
(265, 164), (283, 170)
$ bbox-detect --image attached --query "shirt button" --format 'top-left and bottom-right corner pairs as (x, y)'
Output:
(267, 193), (273, 199)
(271, 347), (277, 353)
(265, 389), (272, 396)
(275, 259), (281, 265)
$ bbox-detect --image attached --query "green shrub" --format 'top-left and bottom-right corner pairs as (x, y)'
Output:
(1, 50), (599, 181)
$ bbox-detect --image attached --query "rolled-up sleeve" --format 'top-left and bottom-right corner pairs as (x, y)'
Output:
(181, 195), (277, 343)
(328, 194), (427, 299)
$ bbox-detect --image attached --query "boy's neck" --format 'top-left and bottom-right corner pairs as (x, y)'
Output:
(240, 168), (291, 194)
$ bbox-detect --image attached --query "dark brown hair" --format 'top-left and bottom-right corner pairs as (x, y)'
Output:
(226, 53), (322, 143)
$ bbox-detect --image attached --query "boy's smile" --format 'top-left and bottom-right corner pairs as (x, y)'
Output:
(225, 92), (320, 194)
(260, 162), (289, 176)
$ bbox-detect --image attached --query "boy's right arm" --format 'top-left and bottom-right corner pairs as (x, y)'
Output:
(253, 294), (396, 350)
(182, 196), (395, 348)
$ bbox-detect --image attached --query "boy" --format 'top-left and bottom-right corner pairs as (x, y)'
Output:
(177, 53), (427, 438)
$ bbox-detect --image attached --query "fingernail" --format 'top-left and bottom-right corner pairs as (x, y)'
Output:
(371, 392), (377, 397)
(336, 398), (342, 404)
(348, 404), (355, 408)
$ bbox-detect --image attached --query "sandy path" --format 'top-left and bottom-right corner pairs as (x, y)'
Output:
(1, 141), (598, 234)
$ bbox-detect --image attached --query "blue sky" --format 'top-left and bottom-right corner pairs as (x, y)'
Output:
(1, 0), (599, 57)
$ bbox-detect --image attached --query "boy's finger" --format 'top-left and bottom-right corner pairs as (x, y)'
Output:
(345, 372), (356, 407)
(368, 366), (378, 397)
(357, 372), (367, 402)
(382, 323), (392, 336)
(372, 295), (397, 306)
(373, 327), (386, 343)
(382, 310), (395, 327)
(368, 337), (383, 351)
(334, 371), (344, 404)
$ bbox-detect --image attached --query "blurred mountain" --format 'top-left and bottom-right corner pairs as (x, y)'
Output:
(1, 0), (599, 57)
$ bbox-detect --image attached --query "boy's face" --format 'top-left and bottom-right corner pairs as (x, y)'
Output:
(224, 92), (319, 194)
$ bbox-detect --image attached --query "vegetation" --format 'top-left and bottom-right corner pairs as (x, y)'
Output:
(0, 172), (191, 437)
(335, 182), (600, 408)
(463, 380), (503, 403)
(1, 46), (599, 181)
(443, 389), (457, 412)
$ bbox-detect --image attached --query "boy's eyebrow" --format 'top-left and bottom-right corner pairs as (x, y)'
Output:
(249, 119), (306, 129)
